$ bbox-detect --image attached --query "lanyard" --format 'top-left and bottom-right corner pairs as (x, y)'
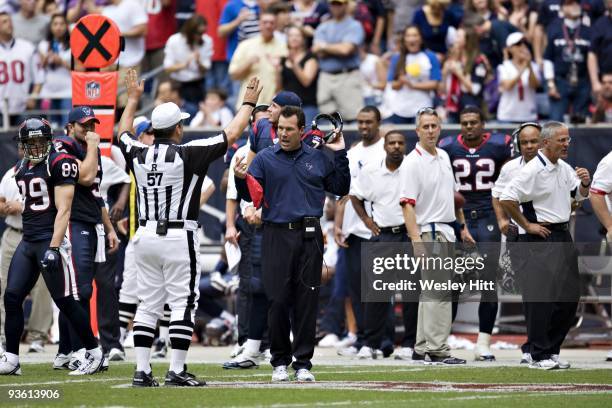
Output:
(562, 23), (580, 53)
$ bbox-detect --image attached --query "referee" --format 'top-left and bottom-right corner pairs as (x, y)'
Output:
(117, 69), (262, 387)
(235, 106), (350, 382)
(500, 121), (590, 370)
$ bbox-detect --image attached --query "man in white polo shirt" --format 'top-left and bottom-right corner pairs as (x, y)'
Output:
(399, 107), (473, 365)
(350, 130), (417, 360)
(589, 150), (612, 362)
(500, 121), (591, 370)
(491, 122), (541, 365)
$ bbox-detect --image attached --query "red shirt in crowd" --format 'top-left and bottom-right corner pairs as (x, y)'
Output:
(146, 0), (178, 51)
(197, 0), (228, 62)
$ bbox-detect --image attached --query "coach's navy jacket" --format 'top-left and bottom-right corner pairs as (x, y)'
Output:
(237, 142), (349, 223)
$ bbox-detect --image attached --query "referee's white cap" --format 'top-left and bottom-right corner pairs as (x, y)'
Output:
(151, 102), (190, 129)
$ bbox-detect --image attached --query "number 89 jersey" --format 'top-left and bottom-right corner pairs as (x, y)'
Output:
(438, 132), (512, 212)
(15, 152), (79, 241)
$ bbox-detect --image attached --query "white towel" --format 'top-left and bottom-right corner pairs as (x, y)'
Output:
(95, 223), (106, 263)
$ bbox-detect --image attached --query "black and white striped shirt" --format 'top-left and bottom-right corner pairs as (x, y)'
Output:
(118, 131), (227, 222)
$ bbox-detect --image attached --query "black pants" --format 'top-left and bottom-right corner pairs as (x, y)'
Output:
(364, 231), (418, 350)
(94, 248), (123, 353)
(236, 216), (254, 345)
(262, 223), (323, 370)
(521, 228), (580, 361)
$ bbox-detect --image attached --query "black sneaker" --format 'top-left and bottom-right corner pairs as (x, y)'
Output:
(427, 355), (466, 365)
(164, 370), (206, 387)
(132, 370), (159, 387)
(412, 352), (426, 362)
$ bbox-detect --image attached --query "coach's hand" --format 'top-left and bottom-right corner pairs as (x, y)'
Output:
(242, 77), (262, 107)
(333, 225), (348, 248)
(226, 225), (240, 245)
(325, 130), (345, 152)
(107, 230), (120, 254)
(41, 247), (61, 274)
(460, 226), (476, 245)
(526, 222), (551, 239)
(575, 167), (591, 187)
(363, 216), (380, 236)
(125, 68), (145, 102)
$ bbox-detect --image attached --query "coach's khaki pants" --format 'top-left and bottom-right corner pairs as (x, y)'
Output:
(0, 228), (52, 343)
(413, 232), (452, 357)
(317, 70), (363, 121)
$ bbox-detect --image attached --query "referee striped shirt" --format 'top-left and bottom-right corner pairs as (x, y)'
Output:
(118, 131), (227, 222)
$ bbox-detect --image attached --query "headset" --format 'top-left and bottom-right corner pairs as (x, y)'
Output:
(511, 122), (541, 153)
(311, 112), (343, 144)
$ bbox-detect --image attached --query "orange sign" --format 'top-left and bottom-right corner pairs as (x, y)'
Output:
(70, 14), (121, 69)
(71, 71), (118, 156)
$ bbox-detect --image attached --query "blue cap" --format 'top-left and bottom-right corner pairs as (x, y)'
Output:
(68, 106), (100, 124)
(135, 120), (152, 137)
(272, 91), (302, 107)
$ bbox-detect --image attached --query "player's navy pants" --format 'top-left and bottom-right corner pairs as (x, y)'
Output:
(4, 239), (97, 355)
(58, 220), (97, 355)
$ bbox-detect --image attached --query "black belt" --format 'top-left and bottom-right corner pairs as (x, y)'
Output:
(324, 67), (358, 75)
(264, 221), (303, 230)
(539, 222), (569, 232)
(378, 225), (407, 234)
(139, 220), (185, 229)
(465, 209), (493, 220)
(7, 225), (22, 234)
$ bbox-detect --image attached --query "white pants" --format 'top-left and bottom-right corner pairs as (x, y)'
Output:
(118, 240), (138, 304)
(132, 222), (201, 328)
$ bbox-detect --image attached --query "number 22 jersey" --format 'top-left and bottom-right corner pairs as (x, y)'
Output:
(15, 151), (79, 242)
(439, 132), (512, 212)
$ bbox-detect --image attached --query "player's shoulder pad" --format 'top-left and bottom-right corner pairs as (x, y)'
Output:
(437, 135), (455, 148)
(49, 151), (77, 170)
(489, 132), (512, 146)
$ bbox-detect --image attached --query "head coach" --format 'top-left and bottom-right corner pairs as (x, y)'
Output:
(235, 105), (350, 382)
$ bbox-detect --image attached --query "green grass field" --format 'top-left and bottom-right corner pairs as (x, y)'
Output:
(0, 364), (610, 407)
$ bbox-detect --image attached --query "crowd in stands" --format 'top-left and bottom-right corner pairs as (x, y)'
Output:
(0, 0), (611, 129)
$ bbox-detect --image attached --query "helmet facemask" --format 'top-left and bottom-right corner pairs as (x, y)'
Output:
(21, 135), (51, 164)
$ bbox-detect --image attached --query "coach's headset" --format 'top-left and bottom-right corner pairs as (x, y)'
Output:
(511, 122), (541, 153)
(311, 112), (343, 144)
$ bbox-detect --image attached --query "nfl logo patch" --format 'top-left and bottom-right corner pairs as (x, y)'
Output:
(86, 81), (101, 100)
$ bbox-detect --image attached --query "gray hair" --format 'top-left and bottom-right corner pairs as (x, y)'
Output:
(540, 121), (567, 141)
(415, 107), (440, 128)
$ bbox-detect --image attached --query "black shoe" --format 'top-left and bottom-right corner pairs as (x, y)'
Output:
(412, 352), (426, 362)
(164, 370), (206, 387)
(427, 355), (466, 365)
(132, 370), (159, 387)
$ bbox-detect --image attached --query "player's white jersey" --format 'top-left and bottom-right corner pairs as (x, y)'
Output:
(0, 38), (44, 115)
(591, 150), (612, 213)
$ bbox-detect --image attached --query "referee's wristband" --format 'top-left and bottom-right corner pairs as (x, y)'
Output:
(242, 101), (256, 108)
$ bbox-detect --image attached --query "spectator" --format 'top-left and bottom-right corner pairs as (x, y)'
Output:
(441, 27), (491, 122)
(587, 1), (612, 98)
(545, 0), (591, 122)
(66, 0), (106, 24)
(11, 0), (50, 46)
(154, 80), (197, 124)
(269, 1), (292, 42)
(197, 0), (232, 94)
(390, 0), (422, 37)
(412, 0), (458, 57)
(228, 10), (287, 110)
(142, 0), (177, 86)
(39, 0), (62, 15)
(466, 11), (517, 76)
(313, 0), (364, 121)
(497, 32), (541, 122)
(290, 0), (330, 38)
(465, 0), (502, 21)
(506, 0), (537, 42)
(38, 12), (71, 127)
(0, 12), (43, 127)
(189, 88), (234, 128)
(102, 0), (148, 108)
(384, 25), (441, 124)
(353, 0), (386, 55)
(218, 0), (262, 61)
(163, 14), (213, 105)
(277, 25), (319, 125)
(592, 71), (612, 123)
(359, 45), (386, 107)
